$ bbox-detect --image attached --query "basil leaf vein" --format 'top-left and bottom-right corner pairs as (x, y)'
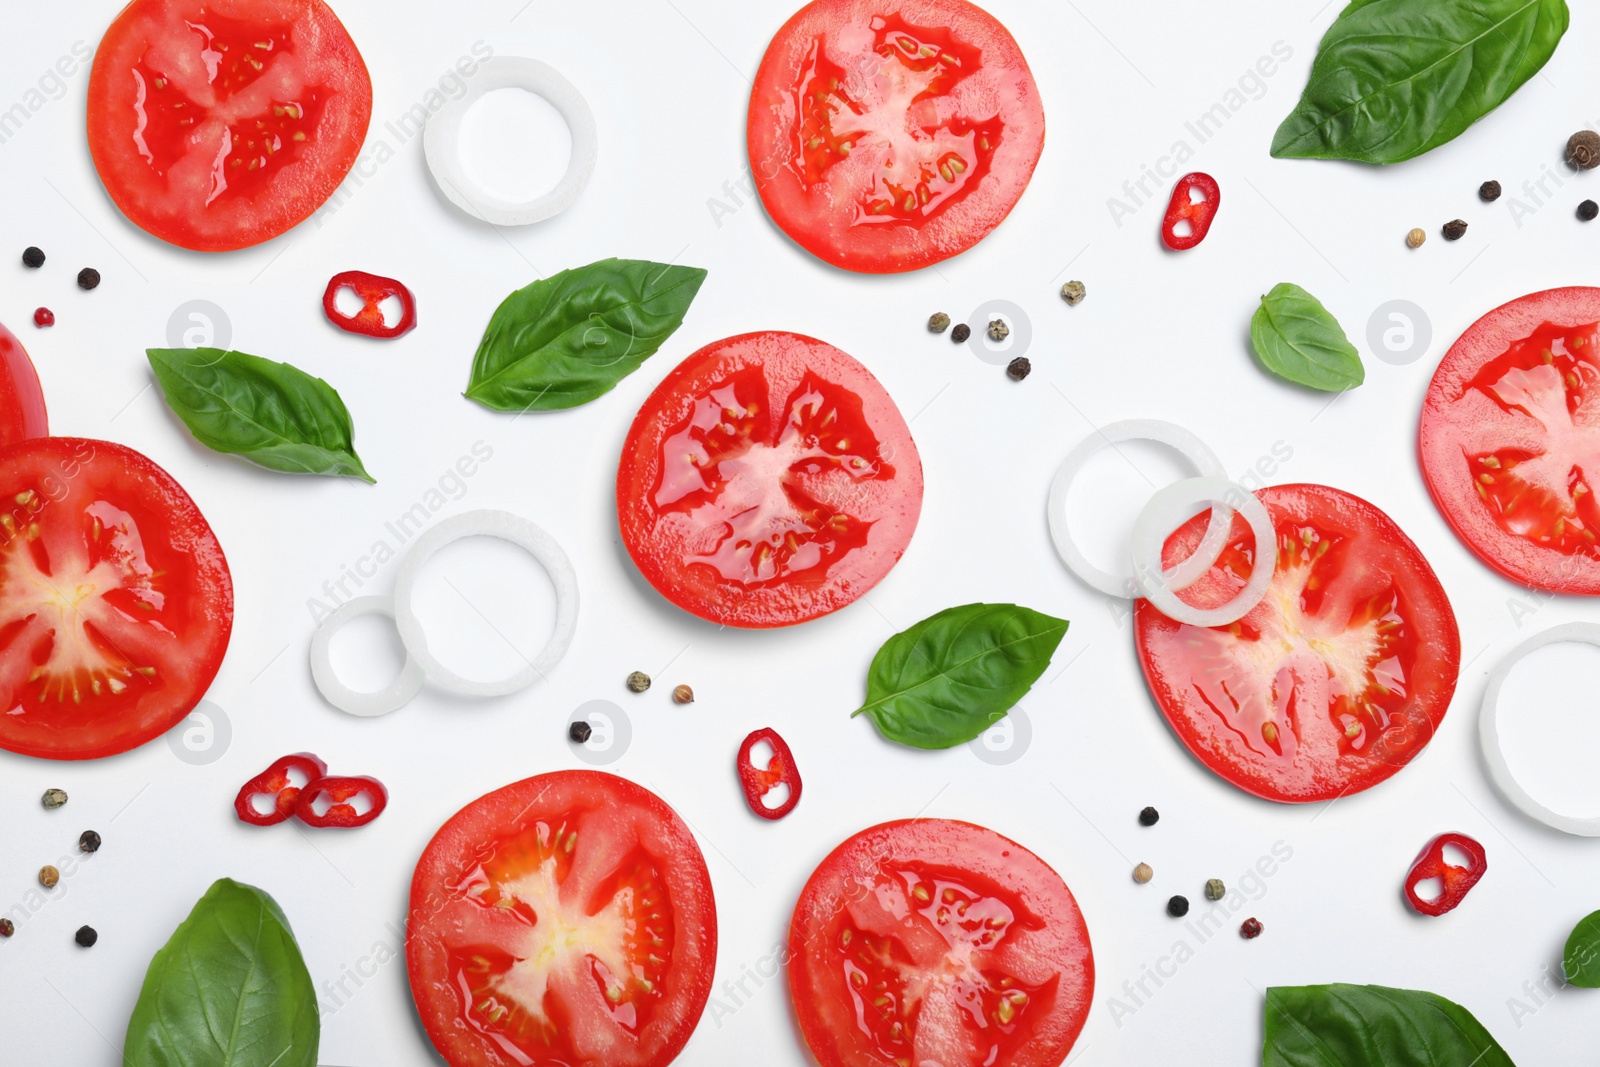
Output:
(853, 603), (1068, 749)
(1263, 984), (1515, 1067)
(124, 878), (319, 1067)
(1250, 283), (1364, 393)
(1272, 0), (1570, 164)
(147, 348), (373, 482)
(465, 257), (708, 412)
(1564, 910), (1600, 987)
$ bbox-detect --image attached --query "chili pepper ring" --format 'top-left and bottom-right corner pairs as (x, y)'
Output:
(423, 57), (598, 227)
(392, 510), (579, 697)
(311, 597), (427, 717)
(1480, 622), (1600, 837)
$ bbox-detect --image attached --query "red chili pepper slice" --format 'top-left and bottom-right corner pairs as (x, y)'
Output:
(1161, 172), (1222, 251)
(234, 753), (329, 827)
(1404, 832), (1487, 916)
(293, 775), (389, 828)
(321, 270), (417, 339)
(737, 728), (802, 820)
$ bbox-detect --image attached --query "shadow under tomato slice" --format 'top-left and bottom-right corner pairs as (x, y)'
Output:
(0, 437), (233, 761)
(1134, 484), (1460, 803)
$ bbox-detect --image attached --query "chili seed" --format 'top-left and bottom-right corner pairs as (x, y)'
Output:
(1166, 895), (1190, 918)
(1406, 228), (1426, 249)
(951, 323), (971, 343)
(672, 685), (695, 704)
(1580, 200), (1599, 223)
(79, 830), (101, 854)
(1205, 878), (1226, 901)
(1132, 862), (1153, 884)
(1240, 917), (1264, 939)
(39, 866), (60, 889)
(1138, 806), (1160, 827)
(33, 308), (53, 328)
(927, 312), (951, 334)
(986, 318), (1011, 343)
(41, 788), (67, 810)
(1479, 181), (1502, 202)
(1442, 219), (1468, 241)
(76, 268), (101, 290)
(1006, 357), (1031, 381)
(1568, 130), (1600, 171)
(569, 720), (593, 744)
(626, 671), (651, 694)
(1060, 280), (1086, 306)
(21, 246), (44, 268)
(0, 919), (13, 938)
(75, 925), (97, 948)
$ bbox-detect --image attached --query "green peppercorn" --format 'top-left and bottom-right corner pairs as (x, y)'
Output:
(569, 720), (593, 744)
(1205, 878), (1226, 901)
(1060, 280), (1086, 306)
(79, 830), (101, 854)
(75, 925), (97, 948)
(927, 312), (951, 333)
(1166, 895), (1189, 918)
(41, 788), (67, 810)
(987, 318), (1011, 343)
(626, 671), (651, 693)
(951, 323), (971, 343)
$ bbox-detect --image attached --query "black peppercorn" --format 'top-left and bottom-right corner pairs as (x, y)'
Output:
(1240, 917), (1264, 939)
(1006, 357), (1031, 381)
(1569, 130), (1600, 171)
(79, 830), (101, 854)
(1479, 181), (1502, 202)
(1580, 200), (1599, 222)
(75, 925), (97, 948)
(77, 268), (101, 290)
(1166, 895), (1190, 918)
(951, 322), (971, 343)
(1138, 806), (1159, 827)
(21, 246), (44, 268)
(568, 720), (593, 744)
(1443, 219), (1469, 241)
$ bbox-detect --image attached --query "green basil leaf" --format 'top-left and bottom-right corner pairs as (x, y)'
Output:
(1564, 910), (1600, 986)
(1263, 984), (1515, 1067)
(124, 878), (319, 1067)
(147, 348), (373, 482)
(1250, 283), (1364, 393)
(1272, 0), (1570, 164)
(465, 257), (708, 412)
(853, 603), (1068, 749)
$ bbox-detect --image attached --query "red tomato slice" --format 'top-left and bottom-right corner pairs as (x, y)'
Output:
(617, 331), (923, 628)
(748, 0), (1046, 273)
(1134, 484), (1460, 803)
(0, 438), (233, 761)
(0, 321), (48, 449)
(1419, 287), (1600, 593)
(87, 0), (373, 252)
(789, 819), (1093, 1067)
(407, 771), (717, 1067)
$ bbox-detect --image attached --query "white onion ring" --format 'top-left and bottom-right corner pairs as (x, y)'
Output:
(1480, 622), (1600, 837)
(310, 597), (426, 717)
(1047, 420), (1234, 598)
(423, 57), (598, 226)
(1131, 477), (1275, 628)
(392, 510), (579, 698)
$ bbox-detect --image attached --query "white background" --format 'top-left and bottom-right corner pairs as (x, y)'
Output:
(4, 0), (1600, 1063)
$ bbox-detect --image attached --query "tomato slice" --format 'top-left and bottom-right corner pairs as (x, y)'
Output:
(748, 0), (1045, 273)
(789, 819), (1093, 1067)
(86, 0), (373, 252)
(1134, 484), (1460, 803)
(617, 331), (923, 627)
(407, 771), (717, 1067)
(0, 438), (233, 760)
(0, 321), (48, 449)
(1419, 287), (1600, 593)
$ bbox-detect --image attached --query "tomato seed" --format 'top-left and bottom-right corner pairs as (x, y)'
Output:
(1240, 917), (1264, 939)
(1166, 895), (1189, 917)
(1479, 181), (1502, 202)
(33, 307), (53, 328)
(1138, 806), (1160, 826)
(21, 246), (44, 268)
(75, 925), (97, 948)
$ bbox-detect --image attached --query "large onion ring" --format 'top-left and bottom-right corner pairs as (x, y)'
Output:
(1131, 477), (1275, 628)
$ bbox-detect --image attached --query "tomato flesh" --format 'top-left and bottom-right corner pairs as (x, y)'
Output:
(1135, 484), (1460, 803)
(1420, 287), (1600, 593)
(0, 322), (48, 449)
(88, 0), (372, 251)
(617, 332), (922, 627)
(0, 438), (233, 760)
(408, 771), (716, 1067)
(749, 0), (1045, 272)
(790, 820), (1092, 1067)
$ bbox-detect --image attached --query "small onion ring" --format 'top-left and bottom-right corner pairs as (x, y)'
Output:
(310, 597), (426, 717)
(1131, 477), (1275, 628)
(1047, 420), (1234, 598)
(1480, 622), (1600, 837)
(423, 57), (598, 227)
(393, 510), (579, 698)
